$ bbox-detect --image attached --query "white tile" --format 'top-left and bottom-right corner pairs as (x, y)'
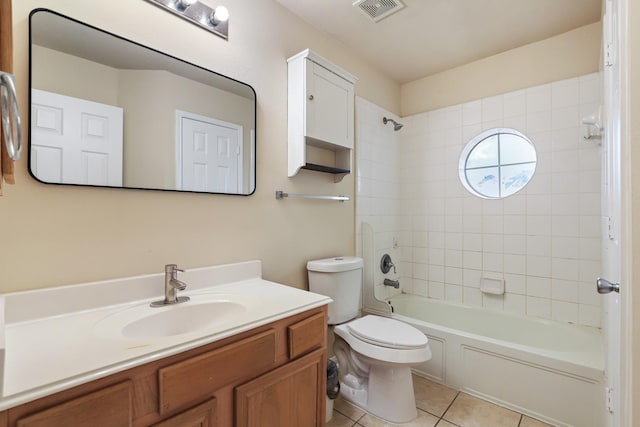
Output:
(579, 193), (602, 216)
(463, 287), (483, 307)
(445, 267), (463, 286)
(503, 90), (526, 117)
(429, 281), (445, 300)
(580, 216), (601, 238)
(429, 232), (446, 248)
(413, 279), (429, 297)
(527, 111), (552, 133)
(503, 115), (526, 131)
(552, 301), (579, 323)
(483, 252), (503, 272)
(445, 284), (464, 304)
(463, 233), (483, 251)
(445, 250), (463, 268)
(527, 276), (552, 298)
(503, 215), (526, 235)
(445, 215), (463, 233)
(463, 197), (483, 215)
(483, 294), (504, 311)
(503, 235), (526, 255)
(552, 77), (580, 109)
(429, 248), (445, 265)
(463, 124), (483, 142)
(483, 199), (504, 216)
(526, 255), (551, 277)
(503, 195), (526, 214)
(552, 149), (581, 173)
(525, 172), (551, 195)
(526, 195), (552, 215)
(552, 216), (580, 237)
(445, 232), (463, 250)
(551, 236), (579, 259)
(551, 279), (579, 303)
(526, 84), (552, 112)
(527, 215), (551, 236)
(579, 73), (602, 104)
(482, 95), (503, 122)
(463, 251), (483, 270)
(463, 269), (482, 288)
(552, 194), (581, 216)
(552, 106), (580, 131)
(413, 263), (428, 280)
(463, 215), (483, 233)
(483, 215), (503, 234)
(504, 293), (526, 315)
(552, 127), (582, 152)
(579, 237), (601, 261)
(504, 273), (526, 294)
(552, 171), (581, 194)
(579, 282), (601, 306)
(580, 147), (602, 171)
(504, 254), (526, 275)
(429, 265), (445, 283)
(527, 296), (551, 319)
(579, 259), (601, 282)
(483, 234), (503, 253)
(527, 235), (551, 256)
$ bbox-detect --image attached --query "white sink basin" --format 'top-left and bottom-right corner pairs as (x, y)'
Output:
(93, 293), (255, 340)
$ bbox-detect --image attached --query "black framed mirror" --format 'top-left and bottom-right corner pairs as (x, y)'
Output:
(29, 9), (256, 195)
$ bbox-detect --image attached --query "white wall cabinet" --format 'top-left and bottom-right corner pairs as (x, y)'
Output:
(287, 49), (357, 182)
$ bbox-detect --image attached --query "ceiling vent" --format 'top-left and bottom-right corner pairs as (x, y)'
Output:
(353, 0), (405, 23)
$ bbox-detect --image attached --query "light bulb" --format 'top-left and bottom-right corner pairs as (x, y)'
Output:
(210, 5), (229, 25)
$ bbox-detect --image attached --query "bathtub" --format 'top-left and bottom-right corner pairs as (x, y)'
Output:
(384, 294), (605, 427)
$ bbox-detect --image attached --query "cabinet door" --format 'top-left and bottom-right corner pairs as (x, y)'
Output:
(305, 60), (354, 149)
(235, 350), (325, 427)
(151, 398), (216, 427)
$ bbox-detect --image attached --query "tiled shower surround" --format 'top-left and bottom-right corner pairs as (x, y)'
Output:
(356, 72), (603, 327)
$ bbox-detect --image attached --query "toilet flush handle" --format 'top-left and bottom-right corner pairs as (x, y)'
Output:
(380, 254), (396, 274)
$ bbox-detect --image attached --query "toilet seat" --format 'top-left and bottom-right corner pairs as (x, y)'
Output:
(347, 315), (428, 350)
(334, 315), (431, 364)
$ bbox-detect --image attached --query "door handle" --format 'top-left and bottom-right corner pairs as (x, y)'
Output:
(597, 277), (620, 294)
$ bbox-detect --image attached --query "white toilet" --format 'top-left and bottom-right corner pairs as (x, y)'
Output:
(307, 256), (432, 424)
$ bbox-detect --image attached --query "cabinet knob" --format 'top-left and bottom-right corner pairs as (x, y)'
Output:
(308, 94), (314, 100)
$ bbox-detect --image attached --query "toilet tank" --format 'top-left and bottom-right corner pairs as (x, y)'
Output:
(307, 257), (363, 325)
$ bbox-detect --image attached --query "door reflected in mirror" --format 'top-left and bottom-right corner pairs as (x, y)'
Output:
(29, 9), (256, 195)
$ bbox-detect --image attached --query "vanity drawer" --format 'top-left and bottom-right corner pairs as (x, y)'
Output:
(159, 329), (276, 415)
(288, 312), (326, 359)
(16, 381), (132, 427)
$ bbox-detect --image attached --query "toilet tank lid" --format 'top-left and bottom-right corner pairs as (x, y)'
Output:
(307, 257), (363, 272)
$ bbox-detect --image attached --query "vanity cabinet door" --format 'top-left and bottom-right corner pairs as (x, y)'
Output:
(151, 398), (216, 427)
(235, 349), (325, 427)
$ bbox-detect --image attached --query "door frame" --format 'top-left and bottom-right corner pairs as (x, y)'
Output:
(608, 0), (632, 424)
(174, 110), (243, 191)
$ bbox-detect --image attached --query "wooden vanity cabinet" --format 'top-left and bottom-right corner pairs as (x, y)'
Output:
(1, 306), (327, 427)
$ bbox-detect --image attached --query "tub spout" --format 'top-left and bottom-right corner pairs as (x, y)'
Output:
(384, 278), (400, 289)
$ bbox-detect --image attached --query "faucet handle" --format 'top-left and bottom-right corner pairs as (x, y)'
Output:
(165, 264), (184, 273)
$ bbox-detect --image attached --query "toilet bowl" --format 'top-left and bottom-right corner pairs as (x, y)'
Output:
(306, 257), (432, 424)
(333, 314), (431, 423)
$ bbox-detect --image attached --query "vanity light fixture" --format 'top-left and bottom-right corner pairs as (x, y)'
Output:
(145, 0), (229, 40)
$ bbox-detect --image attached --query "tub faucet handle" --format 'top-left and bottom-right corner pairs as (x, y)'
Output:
(380, 254), (396, 274)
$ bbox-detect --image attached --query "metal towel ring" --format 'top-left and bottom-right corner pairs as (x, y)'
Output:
(0, 71), (22, 161)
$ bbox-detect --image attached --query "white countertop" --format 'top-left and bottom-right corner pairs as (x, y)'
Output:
(0, 261), (330, 411)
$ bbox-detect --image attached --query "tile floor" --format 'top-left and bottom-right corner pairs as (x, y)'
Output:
(327, 375), (556, 427)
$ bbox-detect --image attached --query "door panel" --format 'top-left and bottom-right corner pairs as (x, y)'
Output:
(30, 89), (123, 186)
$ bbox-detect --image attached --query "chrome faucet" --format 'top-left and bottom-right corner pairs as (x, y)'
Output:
(150, 264), (190, 307)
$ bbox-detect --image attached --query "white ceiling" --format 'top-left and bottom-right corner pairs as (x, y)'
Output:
(275, 0), (602, 84)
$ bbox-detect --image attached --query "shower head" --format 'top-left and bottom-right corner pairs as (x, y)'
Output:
(383, 117), (404, 131)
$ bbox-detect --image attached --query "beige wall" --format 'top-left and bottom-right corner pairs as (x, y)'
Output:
(401, 22), (602, 116)
(1, 0), (400, 292)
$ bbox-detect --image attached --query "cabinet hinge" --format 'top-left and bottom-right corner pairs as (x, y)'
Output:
(605, 43), (615, 67)
(606, 386), (615, 414)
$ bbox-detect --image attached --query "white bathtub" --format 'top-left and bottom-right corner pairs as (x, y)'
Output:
(385, 294), (605, 427)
